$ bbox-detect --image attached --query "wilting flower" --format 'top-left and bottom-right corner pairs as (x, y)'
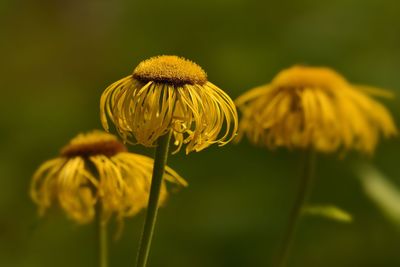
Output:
(236, 65), (397, 154)
(30, 130), (186, 224)
(100, 55), (238, 154)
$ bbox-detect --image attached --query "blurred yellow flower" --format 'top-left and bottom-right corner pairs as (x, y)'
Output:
(30, 130), (186, 224)
(100, 55), (238, 154)
(236, 65), (397, 154)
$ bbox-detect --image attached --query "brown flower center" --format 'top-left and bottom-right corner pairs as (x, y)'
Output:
(61, 139), (127, 158)
(272, 65), (349, 90)
(132, 55), (208, 86)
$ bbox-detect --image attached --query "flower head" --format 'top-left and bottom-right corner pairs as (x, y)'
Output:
(30, 130), (187, 224)
(100, 55), (238, 154)
(236, 65), (397, 154)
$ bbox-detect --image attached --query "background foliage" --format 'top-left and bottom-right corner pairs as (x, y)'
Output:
(1, 0), (399, 266)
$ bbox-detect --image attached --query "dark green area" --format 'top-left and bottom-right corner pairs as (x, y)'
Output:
(1, 0), (399, 266)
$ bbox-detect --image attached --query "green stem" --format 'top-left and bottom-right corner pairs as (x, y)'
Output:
(96, 202), (108, 267)
(136, 131), (172, 267)
(275, 149), (316, 267)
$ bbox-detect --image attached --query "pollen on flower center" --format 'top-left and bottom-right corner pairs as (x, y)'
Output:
(132, 55), (208, 86)
(272, 65), (349, 90)
(60, 131), (127, 158)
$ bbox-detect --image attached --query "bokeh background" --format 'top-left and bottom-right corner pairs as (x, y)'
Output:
(1, 0), (400, 266)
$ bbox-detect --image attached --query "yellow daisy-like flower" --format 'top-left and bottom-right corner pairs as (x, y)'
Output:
(100, 55), (238, 154)
(236, 65), (397, 154)
(30, 130), (187, 224)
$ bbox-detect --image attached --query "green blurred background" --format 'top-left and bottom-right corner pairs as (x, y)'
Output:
(1, 0), (400, 266)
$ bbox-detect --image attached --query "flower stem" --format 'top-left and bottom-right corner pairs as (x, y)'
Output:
(136, 131), (172, 267)
(96, 202), (108, 267)
(275, 149), (316, 267)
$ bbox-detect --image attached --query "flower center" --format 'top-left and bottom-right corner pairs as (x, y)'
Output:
(60, 131), (127, 158)
(272, 65), (349, 90)
(132, 55), (208, 86)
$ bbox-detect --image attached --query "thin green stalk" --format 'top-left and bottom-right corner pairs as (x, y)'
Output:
(96, 202), (108, 267)
(136, 131), (172, 267)
(275, 149), (316, 267)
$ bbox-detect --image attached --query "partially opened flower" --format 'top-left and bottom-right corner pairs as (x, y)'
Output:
(100, 55), (238, 267)
(236, 65), (397, 154)
(100, 55), (238, 154)
(235, 65), (397, 266)
(30, 130), (186, 224)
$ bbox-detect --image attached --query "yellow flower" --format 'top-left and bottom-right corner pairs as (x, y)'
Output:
(100, 55), (238, 154)
(30, 130), (187, 224)
(236, 65), (397, 154)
